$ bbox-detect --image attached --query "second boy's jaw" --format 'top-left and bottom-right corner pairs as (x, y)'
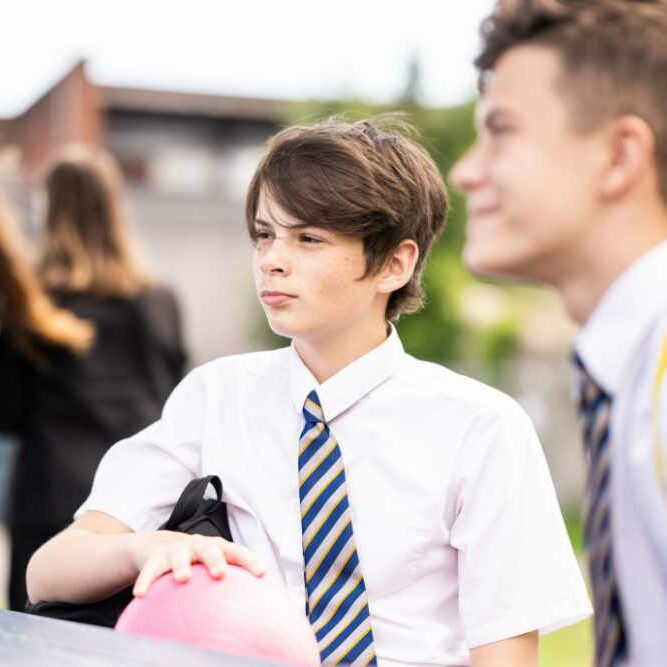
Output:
(466, 202), (501, 229)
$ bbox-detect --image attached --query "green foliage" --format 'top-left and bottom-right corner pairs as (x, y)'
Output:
(540, 619), (593, 667)
(537, 509), (592, 666)
(564, 508), (585, 555)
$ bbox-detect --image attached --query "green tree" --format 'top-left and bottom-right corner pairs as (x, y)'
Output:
(398, 52), (424, 108)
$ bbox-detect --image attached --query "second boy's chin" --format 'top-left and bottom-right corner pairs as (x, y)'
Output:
(464, 241), (554, 285)
(463, 240), (528, 282)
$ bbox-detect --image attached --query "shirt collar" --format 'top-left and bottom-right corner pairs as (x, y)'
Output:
(575, 240), (667, 395)
(288, 324), (405, 422)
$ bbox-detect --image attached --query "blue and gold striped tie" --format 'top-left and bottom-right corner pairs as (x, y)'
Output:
(573, 354), (627, 667)
(299, 390), (377, 665)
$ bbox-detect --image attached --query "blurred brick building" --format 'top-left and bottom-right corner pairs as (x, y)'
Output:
(0, 60), (289, 365)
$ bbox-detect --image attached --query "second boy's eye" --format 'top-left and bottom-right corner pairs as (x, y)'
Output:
(299, 234), (323, 244)
(487, 121), (515, 141)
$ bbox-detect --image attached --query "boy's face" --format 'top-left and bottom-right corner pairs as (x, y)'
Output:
(451, 45), (603, 284)
(252, 190), (388, 342)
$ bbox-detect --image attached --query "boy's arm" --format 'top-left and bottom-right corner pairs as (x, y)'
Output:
(470, 631), (538, 667)
(26, 510), (264, 605)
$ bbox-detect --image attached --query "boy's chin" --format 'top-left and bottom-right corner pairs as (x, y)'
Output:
(464, 245), (522, 281)
(265, 318), (300, 340)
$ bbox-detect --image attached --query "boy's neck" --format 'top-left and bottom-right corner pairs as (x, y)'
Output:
(555, 208), (667, 325)
(294, 320), (390, 384)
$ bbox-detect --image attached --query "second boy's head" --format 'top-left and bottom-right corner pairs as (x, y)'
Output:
(246, 119), (448, 343)
(452, 0), (667, 291)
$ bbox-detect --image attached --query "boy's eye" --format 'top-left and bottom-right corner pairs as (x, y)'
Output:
(255, 231), (272, 240)
(488, 123), (513, 138)
(300, 234), (322, 244)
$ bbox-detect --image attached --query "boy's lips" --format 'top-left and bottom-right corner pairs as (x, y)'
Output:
(260, 290), (297, 307)
(468, 203), (500, 218)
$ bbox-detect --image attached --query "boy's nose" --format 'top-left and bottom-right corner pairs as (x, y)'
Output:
(450, 145), (485, 194)
(259, 241), (291, 276)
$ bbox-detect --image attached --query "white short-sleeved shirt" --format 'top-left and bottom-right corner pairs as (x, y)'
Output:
(576, 240), (667, 667)
(78, 326), (591, 666)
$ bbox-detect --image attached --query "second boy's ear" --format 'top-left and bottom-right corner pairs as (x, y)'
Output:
(599, 115), (656, 202)
(376, 239), (420, 295)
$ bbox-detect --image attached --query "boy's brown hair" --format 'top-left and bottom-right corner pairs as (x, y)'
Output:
(246, 118), (448, 320)
(476, 0), (667, 201)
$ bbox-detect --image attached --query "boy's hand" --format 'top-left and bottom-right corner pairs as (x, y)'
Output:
(130, 531), (265, 597)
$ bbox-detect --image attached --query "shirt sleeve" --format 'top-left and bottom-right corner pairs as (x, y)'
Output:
(74, 366), (207, 532)
(449, 397), (592, 648)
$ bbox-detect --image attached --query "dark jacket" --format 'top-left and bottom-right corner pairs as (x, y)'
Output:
(0, 286), (187, 528)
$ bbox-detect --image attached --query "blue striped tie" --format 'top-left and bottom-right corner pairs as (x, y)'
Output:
(573, 354), (627, 667)
(299, 390), (377, 665)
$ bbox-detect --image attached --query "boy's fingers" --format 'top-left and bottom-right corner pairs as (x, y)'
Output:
(221, 542), (266, 577)
(196, 544), (228, 579)
(131, 537), (264, 598)
(133, 553), (171, 597)
(170, 547), (194, 583)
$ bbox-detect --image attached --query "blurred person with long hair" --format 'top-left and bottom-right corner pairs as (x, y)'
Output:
(0, 145), (187, 611)
(0, 197), (93, 605)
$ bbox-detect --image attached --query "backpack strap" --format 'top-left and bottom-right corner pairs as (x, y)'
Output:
(162, 475), (223, 531)
(26, 474), (231, 627)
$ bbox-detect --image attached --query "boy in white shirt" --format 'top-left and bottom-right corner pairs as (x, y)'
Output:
(451, 2), (667, 665)
(27, 118), (591, 666)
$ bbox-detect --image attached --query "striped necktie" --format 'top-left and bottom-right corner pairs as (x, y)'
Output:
(298, 390), (377, 665)
(573, 354), (627, 667)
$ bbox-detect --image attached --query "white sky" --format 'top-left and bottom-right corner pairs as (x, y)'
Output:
(0, 0), (494, 118)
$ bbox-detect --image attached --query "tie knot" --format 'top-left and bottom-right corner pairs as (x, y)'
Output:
(303, 390), (325, 425)
(571, 351), (610, 412)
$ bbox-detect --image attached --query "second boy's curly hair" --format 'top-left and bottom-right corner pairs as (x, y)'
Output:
(246, 118), (448, 321)
(476, 0), (667, 201)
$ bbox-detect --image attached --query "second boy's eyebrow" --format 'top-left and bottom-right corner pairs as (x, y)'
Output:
(476, 105), (516, 132)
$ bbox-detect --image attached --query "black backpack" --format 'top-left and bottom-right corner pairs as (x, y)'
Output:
(25, 475), (232, 628)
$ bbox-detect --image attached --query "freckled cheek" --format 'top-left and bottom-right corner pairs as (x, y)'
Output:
(317, 274), (346, 302)
(310, 269), (353, 306)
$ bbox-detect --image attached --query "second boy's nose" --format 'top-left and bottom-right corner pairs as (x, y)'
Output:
(450, 144), (486, 194)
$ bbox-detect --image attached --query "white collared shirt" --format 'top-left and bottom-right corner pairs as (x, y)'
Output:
(576, 240), (667, 667)
(78, 327), (591, 666)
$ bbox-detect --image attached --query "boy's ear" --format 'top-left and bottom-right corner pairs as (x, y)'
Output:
(599, 115), (656, 201)
(376, 239), (420, 295)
